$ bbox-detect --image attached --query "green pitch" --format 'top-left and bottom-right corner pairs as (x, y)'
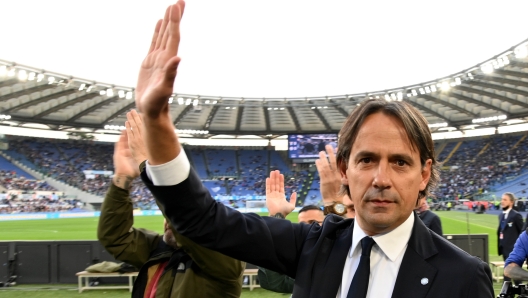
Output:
(0, 211), (498, 255)
(0, 211), (506, 297)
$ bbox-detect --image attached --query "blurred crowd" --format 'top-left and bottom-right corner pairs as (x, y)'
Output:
(3, 133), (528, 213)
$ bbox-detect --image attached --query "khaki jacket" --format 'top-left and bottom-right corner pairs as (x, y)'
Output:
(98, 182), (244, 298)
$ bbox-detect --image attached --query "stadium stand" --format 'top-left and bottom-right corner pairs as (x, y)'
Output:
(4, 129), (528, 213)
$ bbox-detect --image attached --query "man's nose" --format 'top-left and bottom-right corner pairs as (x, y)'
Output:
(372, 162), (391, 190)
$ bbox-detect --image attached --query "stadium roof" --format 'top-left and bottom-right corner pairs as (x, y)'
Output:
(2, 38), (528, 137)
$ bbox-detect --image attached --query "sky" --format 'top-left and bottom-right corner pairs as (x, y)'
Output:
(1, 0), (528, 98)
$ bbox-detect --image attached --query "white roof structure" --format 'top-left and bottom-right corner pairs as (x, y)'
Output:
(1, 39), (528, 137)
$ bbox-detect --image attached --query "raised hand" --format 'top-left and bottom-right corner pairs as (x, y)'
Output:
(135, 1), (185, 118)
(315, 144), (342, 204)
(265, 170), (297, 217)
(125, 109), (148, 166)
(113, 132), (140, 189)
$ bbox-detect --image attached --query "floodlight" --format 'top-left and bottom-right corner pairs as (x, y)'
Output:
(515, 45), (528, 58)
(17, 70), (27, 81)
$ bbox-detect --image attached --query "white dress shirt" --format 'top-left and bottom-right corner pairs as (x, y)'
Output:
(146, 151), (415, 298)
(145, 148), (191, 186)
(336, 212), (414, 298)
(503, 208), (511, 220)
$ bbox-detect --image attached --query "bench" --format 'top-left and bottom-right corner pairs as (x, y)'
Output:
(242, 268), (260, 291)
(76, 268), (259, 292)
(76, 271), (138, 293)
(490, 261), (505, 283)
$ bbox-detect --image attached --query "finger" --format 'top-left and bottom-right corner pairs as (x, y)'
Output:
(326, 144), (337, 170)
(162, 57), (181, 89)
(131, 109), (144, 127)
(315, 158), (324, 176)
(289, 192), (297, 207)
(279, 174), (285, 195)
(130, 109), (143, 137)
(115, 131), (126, 154)
(166, 1), (185, 54)
(148, 20), (162, 54)
(271, 171), (278, 193)
(155, 6), (171, 50)
(126, 112), (137, 137)
(125, 120), (133, 139)
(265, 177), (271, 195)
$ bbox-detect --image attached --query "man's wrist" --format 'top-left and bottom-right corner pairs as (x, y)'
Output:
(113, 174), (135, 190)
(271, 213), (285, 219)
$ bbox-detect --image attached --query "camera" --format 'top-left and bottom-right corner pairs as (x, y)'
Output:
(498, 281), (528, 298)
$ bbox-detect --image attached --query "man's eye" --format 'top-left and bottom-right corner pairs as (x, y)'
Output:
(396, 160), (407, 166)
(360, 158), (371, 163)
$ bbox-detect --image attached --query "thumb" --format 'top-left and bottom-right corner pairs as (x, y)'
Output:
(163, 56), (181, 87)
(289, 192), (297, 208)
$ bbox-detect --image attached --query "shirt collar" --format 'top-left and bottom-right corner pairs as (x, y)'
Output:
(504, 208), (512, 215)
(350, 212), (415, 262)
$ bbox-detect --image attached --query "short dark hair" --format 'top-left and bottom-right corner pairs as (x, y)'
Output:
(503, 192), (516, 203)
(336, 99), (439, 203)
(299, 205), (323, 214)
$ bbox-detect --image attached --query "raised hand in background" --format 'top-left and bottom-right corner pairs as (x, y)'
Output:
(265, 170), (297, 218)
(315, 144), (342, 204)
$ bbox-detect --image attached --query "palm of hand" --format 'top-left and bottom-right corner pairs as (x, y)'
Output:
(136, 53), (176, 117)
(267, 191), (292, 215)
(114, 146), (140, 178)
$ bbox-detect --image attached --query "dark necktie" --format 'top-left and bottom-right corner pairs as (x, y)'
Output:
(347, 236), (376, 298)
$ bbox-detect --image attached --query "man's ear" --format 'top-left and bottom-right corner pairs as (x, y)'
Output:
(419, 159), (432, 191)
(339, 159), (349, 185)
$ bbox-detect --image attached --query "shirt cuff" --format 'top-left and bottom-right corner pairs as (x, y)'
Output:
(145, 148), (191, 186)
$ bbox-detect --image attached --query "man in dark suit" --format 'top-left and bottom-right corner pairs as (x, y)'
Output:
(416, 197), (443, 236)
(132, 2), (493, 297)
(498, 192), (524, 282)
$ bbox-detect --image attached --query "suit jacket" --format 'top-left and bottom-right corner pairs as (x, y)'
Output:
(418, 210), (443, 236)
(141, 168), (494, 298)
(498, 209), (524, 257)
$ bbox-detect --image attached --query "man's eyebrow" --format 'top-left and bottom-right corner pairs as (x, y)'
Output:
(353, 151), (379, 160)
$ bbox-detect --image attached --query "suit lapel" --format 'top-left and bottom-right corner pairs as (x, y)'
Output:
(311, 220), (353, 298)
(392, 214), (438, 298)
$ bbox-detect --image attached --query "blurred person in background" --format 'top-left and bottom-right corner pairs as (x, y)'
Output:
(415, 196), (442, 236)
(98, 110), (244, 298)
(498, 192), (523, 283)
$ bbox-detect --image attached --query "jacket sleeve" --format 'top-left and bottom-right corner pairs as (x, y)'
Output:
(514, 212), (524, 234)
(97, 183), (161, 269)
(257, 267), (294, 294)
(141, 168), (312, 278)
(173, 231), (245, 282)
(505, 232), (528, 267)
(466, 261), (494, 298)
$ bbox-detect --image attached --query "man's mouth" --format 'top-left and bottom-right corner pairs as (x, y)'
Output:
(369, 200), (394, 206)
